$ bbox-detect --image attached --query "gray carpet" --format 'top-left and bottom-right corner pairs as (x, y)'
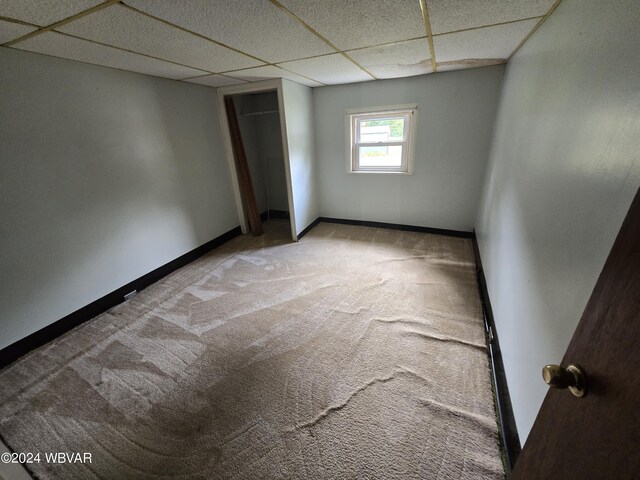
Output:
(0, 221), (504, 479)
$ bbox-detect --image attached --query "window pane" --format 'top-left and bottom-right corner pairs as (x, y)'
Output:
(358, 146), (403, 167)
(358, 117), (405, 142)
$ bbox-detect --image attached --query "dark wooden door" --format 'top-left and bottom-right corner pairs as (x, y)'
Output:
(512, 187), (640, 479)
(224, 96), (263, 237)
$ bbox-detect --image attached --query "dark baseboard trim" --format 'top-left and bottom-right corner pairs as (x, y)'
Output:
(260, 210), (291, 222)
(269, 209), (290, 220)
(472, 234), (521, 473)
(297, 217), (321, 240)
(317, 217), (474, 238)
(0, 225), (242, 370)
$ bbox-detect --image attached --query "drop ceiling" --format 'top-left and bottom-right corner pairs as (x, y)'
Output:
(0, 0), (560, 87)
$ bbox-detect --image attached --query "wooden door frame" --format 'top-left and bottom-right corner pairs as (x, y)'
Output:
(217, 79), (297, 242)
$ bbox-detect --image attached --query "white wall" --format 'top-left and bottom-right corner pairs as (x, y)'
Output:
(280, 79), (318, 236)
(313, 66), (504, 231)
(260, 117), (289, 212)
(0, 47), (239, 350)
(476, 0), (640, 441)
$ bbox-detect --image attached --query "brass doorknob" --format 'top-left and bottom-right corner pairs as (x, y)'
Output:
(542, 364), (587, 398)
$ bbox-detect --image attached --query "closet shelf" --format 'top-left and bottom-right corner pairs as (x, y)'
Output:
(240, 109), (279, 117)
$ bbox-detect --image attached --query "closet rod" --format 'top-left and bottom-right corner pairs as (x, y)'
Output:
(240, 109), (279, 117)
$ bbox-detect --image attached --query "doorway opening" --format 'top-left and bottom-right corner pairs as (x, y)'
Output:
(219, 81), (296, 241)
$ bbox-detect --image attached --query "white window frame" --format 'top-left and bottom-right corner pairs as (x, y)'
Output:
(345, 104), (418, 175)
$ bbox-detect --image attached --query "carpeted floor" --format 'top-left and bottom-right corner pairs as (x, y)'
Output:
(0, 221), (504, 479)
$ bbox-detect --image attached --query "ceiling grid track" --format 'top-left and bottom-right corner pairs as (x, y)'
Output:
(0, 0), (564, 86)
(179, 72), (230, 82)
(268, 0), (377, 80)
(2, 0), (120, 47)
(434, 15), (544, 39)
(118, 2), (265, 64)
(508, 0), (563, 60)
(55, 31), (213, 74)
(176, 65), (327, 88)
(418, 0), (437, 72)
(119, 1), (327, 86)
(0, 16), (37, 27)
(344, 35), (427, 53)
(2, 0), (327, 86)
(271, 65), (329, 86)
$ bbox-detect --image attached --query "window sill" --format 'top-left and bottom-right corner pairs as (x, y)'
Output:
(347, 170), (413, 175)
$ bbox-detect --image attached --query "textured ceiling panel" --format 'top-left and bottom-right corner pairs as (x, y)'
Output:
(3, 1), (558, 86)
(58, 5), (262, 73)
(278, 0), (427, 51)
(14, 32), (206, 79)
(0, 0), (102, 27)
(434, 19), (539, 69)
(229, 65), (323, 87)
(0, 20), (37, 44)
(279, 54), (373, 85)
(126, 0), (334, 63)
(427, 0), (554, 35)
(184, 74), (246, 88)
(348, 39), (433, 79)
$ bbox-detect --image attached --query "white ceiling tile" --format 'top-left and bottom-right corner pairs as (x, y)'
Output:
(0, 20), (37, 44)
(125, 0), (334, 63)
(13, 32), (206, 79)
(347, 39), (433, 79)
(58, 5), (262, 73)
(427, 0), (554, 35)
(434, 19), (539, 65)
(277, 0), (427, 51)
(0, 0), (102, 27)
(184, 74), (246, 88)
(279, 54), (373, 85)
(229, 65), (323, 88)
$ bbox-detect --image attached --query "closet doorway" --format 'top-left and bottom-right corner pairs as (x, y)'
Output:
(218, 80), (296, 241)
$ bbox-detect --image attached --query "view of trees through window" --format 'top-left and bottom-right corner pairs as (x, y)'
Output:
(360, 118), (405, 140)
(358, 117), (405, 166)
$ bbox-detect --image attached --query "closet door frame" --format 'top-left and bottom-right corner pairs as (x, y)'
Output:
(217, 80), (297, 241)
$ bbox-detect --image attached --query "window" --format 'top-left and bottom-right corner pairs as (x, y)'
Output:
(346, 105), (417, 174)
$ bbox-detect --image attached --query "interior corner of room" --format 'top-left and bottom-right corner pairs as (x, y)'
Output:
(1, 0), (639, 477)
